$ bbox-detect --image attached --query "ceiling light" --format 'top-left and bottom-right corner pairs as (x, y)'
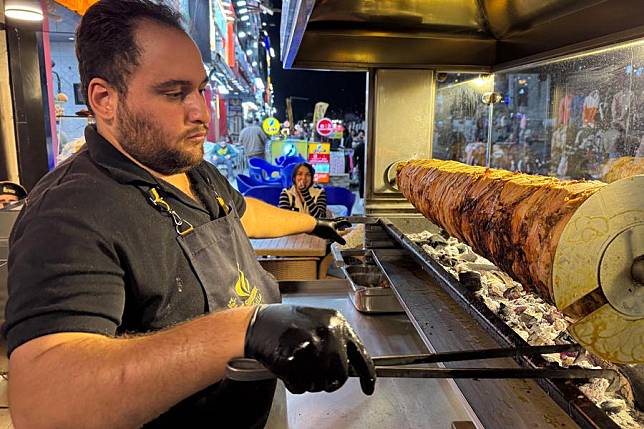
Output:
(238, 31), (246, 38)
(236, 0), (246, 6)
(238, 8), (248, 14)
(252, 61), (257, 67)
(246, 49), (253, 56)
(269, 47), (275, 58)
(240, 14), (249, 21)
(5, 5), (43, 21)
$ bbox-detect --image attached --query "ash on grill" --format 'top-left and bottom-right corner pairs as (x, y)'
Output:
(407, 230), (643, 429)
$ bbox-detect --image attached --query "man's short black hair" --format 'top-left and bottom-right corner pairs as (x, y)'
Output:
(76, 0), (184, 109)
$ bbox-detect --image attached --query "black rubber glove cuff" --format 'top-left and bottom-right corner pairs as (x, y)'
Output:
(311, 218), (352, 245)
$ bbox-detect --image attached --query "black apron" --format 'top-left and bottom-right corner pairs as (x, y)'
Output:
(142, 184), (286, 429)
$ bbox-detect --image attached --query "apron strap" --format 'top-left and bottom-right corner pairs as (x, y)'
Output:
(144, 186), (195, 236)
(135, 168), (232, 237)
(190, 167), (231, 216)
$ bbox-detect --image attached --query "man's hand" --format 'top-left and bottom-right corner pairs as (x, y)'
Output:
(311, 218), (351, 245)
(245, 305), (376, 395)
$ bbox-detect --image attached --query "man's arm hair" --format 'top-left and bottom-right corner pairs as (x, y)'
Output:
(9, 306), (255, 429)
(241, 197), (316, 238)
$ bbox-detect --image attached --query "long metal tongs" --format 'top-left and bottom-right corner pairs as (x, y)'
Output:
(226, 343), (620, 389)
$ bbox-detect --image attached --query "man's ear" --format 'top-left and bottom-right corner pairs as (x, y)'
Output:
(87, 78), (118, 121)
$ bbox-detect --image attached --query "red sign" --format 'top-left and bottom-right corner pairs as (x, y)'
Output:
(316, 118), (334, 136)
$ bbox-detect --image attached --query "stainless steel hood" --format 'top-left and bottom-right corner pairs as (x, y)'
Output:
(280, 0), (644, 71)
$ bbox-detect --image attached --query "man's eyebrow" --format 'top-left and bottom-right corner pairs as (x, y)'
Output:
(152, 77), (209, 90)
(152, 79), (190, 90)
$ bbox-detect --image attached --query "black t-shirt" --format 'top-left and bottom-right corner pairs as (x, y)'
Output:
(5, 126), (274, 428)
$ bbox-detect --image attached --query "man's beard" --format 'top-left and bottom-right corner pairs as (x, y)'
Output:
(115, 102), (206, 175)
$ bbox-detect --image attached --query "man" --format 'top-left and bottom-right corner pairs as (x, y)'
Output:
(207, 137), (238, 180)
(0, 181), (27, 209)
(4, 1), (376, 428)
(238, 118), (268, 158)
(352, 130), (366, 199)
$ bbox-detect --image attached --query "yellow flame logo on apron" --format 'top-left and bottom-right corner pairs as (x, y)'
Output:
(227, 264), (263, 308)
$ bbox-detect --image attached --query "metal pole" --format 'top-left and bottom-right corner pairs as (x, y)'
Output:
(485, 101), (494, 167)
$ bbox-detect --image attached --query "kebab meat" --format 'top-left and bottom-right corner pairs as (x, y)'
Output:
(396, 159), (606, 308)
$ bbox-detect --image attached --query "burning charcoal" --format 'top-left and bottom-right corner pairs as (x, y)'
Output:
(447, 237), (460, 246)
(444, 247), (460, 259)
(455, 263), (469, 273)
(555, 331), (575, 343)
(406, 228), (644, 428)
(439, 254), (455, 266)
(428, 234), (448, 247)
(520, 312), (537, 326)
(513, 305), (527, 315)
(544, 313), (556, 324)
(486, 279), (506, 297)
(457, 251), (478, 262)
(553, 318), (567, 332)
(496, 301), (506, 315)
(599, 400), (623, 414)
(503, 287), (522, 300)
(459, 271), (482, 291)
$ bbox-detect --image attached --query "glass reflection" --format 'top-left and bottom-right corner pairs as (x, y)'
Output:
(433, 39), (644, 181)
(432, 73), (493, 166)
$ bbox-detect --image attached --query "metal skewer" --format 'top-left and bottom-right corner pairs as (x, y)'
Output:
(225, 343), (618, 388)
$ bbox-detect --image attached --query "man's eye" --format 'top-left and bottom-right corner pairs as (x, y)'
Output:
(198, 87), (206, 95)
(165, 92), (184, 99)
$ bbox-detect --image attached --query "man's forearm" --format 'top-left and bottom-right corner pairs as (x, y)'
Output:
(9, 306), (255, 429)
(242, 197), (316, 238)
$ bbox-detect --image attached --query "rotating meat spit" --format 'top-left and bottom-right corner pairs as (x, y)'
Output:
(396, 159), (643, 364)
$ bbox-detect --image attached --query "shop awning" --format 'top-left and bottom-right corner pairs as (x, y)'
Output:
(53, 0), (98, 15)
(280, 0), (644, 72)
(209, 54), (252, 95)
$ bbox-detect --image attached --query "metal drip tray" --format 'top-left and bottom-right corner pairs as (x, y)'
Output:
(337, 250), (404, 314)
(345, 265), (391, 289)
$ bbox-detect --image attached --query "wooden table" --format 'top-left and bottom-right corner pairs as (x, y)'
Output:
(251, 234), (330, 280)
(251, 234), (327, 257)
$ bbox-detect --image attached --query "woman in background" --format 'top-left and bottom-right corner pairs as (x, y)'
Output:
(279, 162), (327, 218)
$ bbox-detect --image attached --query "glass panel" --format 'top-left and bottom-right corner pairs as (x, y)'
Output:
(492, 39), (644, 179)
(50, 29), (89, 164)
(432, 73), (493, 166)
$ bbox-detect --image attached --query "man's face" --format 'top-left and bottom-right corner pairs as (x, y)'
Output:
(0, 195), (18, 209)
(115, 21), (210, 175)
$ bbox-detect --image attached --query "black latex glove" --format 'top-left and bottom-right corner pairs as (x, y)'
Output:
(311, 218), (351, 245)
(245, 304), (377, 395)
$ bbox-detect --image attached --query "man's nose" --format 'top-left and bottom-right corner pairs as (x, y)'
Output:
(186, 91), (210, 125)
